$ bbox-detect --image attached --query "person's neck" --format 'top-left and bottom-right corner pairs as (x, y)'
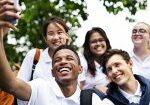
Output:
(58, 81), (78, 97)
(94, 55), (101, 64)
(133, 46), (150, 61)
(48, 48), (55, 58)
(120, 78), (138, 95)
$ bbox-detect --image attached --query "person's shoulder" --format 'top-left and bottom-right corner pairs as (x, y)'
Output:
(25, 48), (43, 58)
(25, 49), (37, 57)
(28, 78), (52, 87)
(40, 48), (48, 55)
(39, 48), (49, 58)
(128, 50), (135, 58)
(135, 75), (150, 85)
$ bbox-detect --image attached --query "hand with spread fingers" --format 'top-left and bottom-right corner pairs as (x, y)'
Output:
(0, 0), (20, 37)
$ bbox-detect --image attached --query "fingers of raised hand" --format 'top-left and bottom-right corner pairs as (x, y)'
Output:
(0, 10), (20, 20)
(0, 3), (19, 13)
(0, 0), (20, 29)
(0, 0), (20, 19)
(0, 0), (13, 7)
(0, 20), (16, 29)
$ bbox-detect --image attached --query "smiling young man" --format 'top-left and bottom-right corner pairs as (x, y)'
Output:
(101, 49), (150, 105)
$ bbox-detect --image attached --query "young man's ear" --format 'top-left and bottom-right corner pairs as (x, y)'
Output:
(51, 68), (55, 77)
(78, 65), (83, 74)
(128, 59), (133, 68)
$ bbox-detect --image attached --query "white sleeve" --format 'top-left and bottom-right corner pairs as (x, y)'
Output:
(17, 79), (46, 105)
(28, 79), (51, 105)
(27, 79), (39, 105)
(17, 49), (36, 81)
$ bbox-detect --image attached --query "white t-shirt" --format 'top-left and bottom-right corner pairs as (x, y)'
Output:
(26, 78), (114, 105)
(83, 61), (109, 89)
(119, 81), (142, 104)
(130, 51), (150, 80)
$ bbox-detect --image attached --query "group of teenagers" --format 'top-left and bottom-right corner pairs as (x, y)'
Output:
(0, 0), (150, 105)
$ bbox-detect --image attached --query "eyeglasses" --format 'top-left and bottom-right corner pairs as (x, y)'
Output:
(132, 28), (148, 34)
(90, 38), (105, 44)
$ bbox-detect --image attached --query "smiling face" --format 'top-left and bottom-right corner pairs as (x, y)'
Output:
(45, 23), (69, 50)
(131, 22), (150, 48)
(52, 48), (82, 85)
(105, 54), (134, 86)
(89, 32), (107, 56)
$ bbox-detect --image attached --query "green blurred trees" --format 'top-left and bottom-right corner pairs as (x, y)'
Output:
(5, 0), (147, 66)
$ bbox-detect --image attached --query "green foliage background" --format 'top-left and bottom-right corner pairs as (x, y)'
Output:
(5, 0), (147, 66)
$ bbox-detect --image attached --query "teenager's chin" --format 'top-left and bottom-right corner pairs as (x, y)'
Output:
(50, 45), (61, 50)
(56, 78), (72, 85)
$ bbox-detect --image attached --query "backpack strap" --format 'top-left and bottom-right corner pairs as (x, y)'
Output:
(80, 89), (106, 105)
(30, 48), (41, 80)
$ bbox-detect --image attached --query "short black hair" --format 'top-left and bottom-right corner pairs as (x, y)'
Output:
(100, 49), (130, 74)
(52, 45), (81, 66)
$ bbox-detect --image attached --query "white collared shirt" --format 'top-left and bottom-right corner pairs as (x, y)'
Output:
(119, 81), (142, 104)
(33, 48), (52, 79)
(26, 78), (113, 105)
(83, 61), (109, 89)
(17, 48), (43, 81)
(130, 50), (150, 80)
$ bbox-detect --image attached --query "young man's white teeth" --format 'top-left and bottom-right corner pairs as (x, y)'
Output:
(59, 68), (70, 72)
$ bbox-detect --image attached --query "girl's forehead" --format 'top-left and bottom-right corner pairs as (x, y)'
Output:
(49, 22), (65, 30)
(54, 49), (77, 59)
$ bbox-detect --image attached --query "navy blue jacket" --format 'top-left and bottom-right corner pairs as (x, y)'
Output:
(106, 75), (150, 105)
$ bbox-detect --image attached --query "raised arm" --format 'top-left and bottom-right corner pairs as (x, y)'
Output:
(0, 0), (31, 101)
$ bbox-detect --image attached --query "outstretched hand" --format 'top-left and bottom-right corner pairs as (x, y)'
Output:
(0, 0), (20, 38)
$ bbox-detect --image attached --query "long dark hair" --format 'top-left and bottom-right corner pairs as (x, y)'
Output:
(83, 27), (111, 76)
